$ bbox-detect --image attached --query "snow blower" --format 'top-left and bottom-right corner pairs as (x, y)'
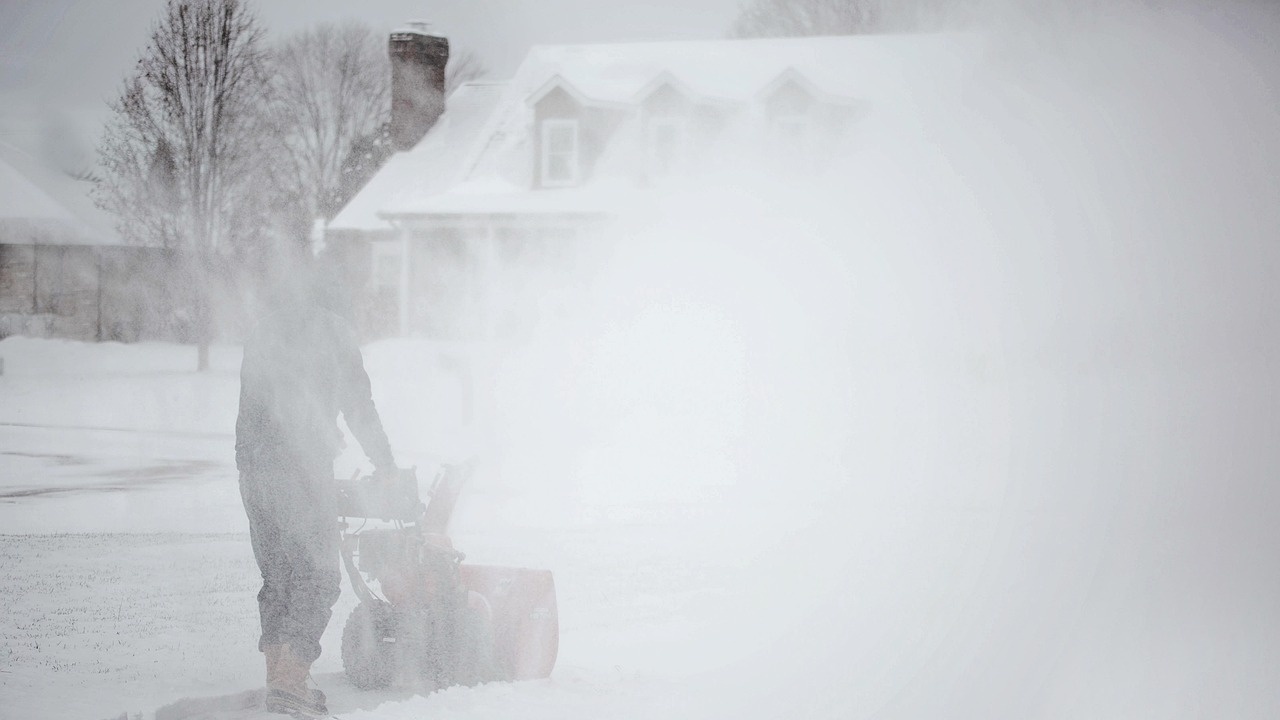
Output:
(335, 465), (558, 692)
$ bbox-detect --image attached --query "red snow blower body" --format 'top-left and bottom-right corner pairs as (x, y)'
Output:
(335, 465), (558, 692)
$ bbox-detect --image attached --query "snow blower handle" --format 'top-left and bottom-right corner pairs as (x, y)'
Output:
(336, 467), (424, 522)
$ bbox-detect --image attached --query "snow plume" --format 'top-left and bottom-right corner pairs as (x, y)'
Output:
(462, 3), (1280, 718)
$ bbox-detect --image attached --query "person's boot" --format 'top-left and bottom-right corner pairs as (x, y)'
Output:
(264, 643), (328, 717)
(263, 644), (284, 689)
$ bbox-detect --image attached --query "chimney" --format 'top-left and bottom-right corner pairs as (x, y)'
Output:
(389, 21), (449, 152)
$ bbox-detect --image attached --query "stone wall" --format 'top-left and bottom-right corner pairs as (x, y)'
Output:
(0, 244), (99, 340)
(0, 244), (182, 342)
(0, 243), (35, 315)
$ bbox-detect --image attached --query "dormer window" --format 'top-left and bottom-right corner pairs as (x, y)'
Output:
(540, 118), (580, 187)
(647, 117), (686, 176)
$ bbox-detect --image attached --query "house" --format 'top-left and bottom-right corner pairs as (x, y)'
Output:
(0, 144), (171, 342)
(327, 28), (971, 340)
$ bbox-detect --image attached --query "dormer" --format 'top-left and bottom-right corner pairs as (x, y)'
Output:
(632, 72), (734, 179)
(756, 68), (860, 160)
(758, 68), (822, 154)
(527, 75), (628, 189)
(635, 74), (695, 177)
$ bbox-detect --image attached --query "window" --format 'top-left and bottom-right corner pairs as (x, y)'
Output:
(772, 115), (811, 154)
(647, 117), (686, 177)
(540, 119), (580, 187)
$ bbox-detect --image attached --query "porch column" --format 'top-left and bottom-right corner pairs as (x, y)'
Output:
(482, 221), (498, 341)
(398, 225), (411, 337)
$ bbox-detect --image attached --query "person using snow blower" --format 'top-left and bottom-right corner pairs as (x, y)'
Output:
(236, 265), (397, 717)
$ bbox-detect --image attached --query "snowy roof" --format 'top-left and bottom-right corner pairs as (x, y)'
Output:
(331, 33), (979, 228)
(329, 81), (510, 231)
(510, 33), (972, 106)
(381, 177), (627, 218)
(392, 20), (439, 36)
(0, 143), (122, 246)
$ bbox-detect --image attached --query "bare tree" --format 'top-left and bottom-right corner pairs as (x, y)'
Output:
(268, 21), (388, 225)
(730, 0), (965, 36)
(446, 50), (489, 96)
(269, 24), (489, 225)
(96, 0), (270, 371)
(732, 0), (879, 35)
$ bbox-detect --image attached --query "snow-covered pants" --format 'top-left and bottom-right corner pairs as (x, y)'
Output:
(239, 466), (340, 666)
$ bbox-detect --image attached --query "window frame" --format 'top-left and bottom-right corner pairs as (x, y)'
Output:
(540, 118), (581, 188)
(646, 115), (687, 177)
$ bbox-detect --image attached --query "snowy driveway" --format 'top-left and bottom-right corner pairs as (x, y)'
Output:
(0, 508), (744, 720)
(0, 532), (260, 719)
(0, 339), (755, 720)
(0, 423), (242, 534)
(0, 339), (246, 533)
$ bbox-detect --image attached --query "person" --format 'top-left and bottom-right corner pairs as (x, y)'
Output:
(235, 266), (396, 717)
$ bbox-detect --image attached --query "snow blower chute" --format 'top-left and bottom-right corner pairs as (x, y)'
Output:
(335, 465), (558, 691)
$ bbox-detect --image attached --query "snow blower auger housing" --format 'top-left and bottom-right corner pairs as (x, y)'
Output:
(336, 465), (558, 692)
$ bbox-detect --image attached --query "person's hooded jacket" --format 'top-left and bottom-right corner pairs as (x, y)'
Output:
(235, 285), (394, 479)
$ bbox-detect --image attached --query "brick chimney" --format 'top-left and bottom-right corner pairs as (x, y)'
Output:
(389, 21), (449, 151)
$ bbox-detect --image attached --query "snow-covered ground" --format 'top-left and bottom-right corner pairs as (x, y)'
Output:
(0, 333), (1015, 720)
(3, 322), (1275, 720)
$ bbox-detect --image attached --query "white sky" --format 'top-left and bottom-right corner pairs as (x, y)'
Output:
(0, 0), (741, 157)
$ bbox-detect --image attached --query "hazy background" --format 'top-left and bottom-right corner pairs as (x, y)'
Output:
(468, 4), (1280, 716)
